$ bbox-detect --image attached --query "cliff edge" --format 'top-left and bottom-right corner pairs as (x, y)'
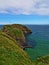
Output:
(2, 24), (32, 49)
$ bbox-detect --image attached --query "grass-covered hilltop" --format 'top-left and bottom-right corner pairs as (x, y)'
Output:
(0, 24), (49, 65)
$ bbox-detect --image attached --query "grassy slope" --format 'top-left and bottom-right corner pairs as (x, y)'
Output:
(2, 25), (31, 49)
(35, 55), (49, 65)
(1, 25), (49, 65)
(11, 24), (32, 34)
(0, 31), (34, 65)
(2, 25), (25, 40)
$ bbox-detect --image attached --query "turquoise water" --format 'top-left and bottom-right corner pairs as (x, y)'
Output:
(0, 25), (49, 60)
(25, 25), (49, 60)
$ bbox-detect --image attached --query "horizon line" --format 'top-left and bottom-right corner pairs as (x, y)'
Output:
(0, 23), (49, 25)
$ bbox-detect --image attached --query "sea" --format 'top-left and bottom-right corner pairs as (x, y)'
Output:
(0, 25), (49, 60)
(0, 25), (3, 29)
(25, 25), (49, 60)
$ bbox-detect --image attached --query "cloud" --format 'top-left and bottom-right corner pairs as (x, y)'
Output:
(0, 0), (49, 15)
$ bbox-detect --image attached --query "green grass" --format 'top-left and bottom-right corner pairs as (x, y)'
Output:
(0, 31), (34, 65)
(35, 54), (49, 65)
(2, 25), (25, 40)
(1, 24), (49, 65)
(2, 25), (31, 49)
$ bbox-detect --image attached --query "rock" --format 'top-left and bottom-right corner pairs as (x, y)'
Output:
(12, 24), (32, 34)
(2, 24), (32, 49)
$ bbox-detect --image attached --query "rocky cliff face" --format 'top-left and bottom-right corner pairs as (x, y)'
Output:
(2, 24), (32, 49)
(12, 24), (32, 34)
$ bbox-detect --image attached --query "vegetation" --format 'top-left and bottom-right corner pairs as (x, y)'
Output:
(11, 24), (32, 34)
(0, 24), (49, 65)
(2, 24), (31, 49)
(35, 55), (49, 65)
(0, 31), (34, 65)
(2, 25), (25, 40)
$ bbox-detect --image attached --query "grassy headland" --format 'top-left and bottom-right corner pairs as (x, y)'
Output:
(2, 24), (32, 49)
(0, 24), (49, 65)
(0, 31), (34, 65)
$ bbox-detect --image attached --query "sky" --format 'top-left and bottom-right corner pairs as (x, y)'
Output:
(0, 0), (49, 25)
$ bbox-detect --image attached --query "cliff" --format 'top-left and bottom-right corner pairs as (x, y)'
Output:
(12, 24), (32, 34)
(0, 24), (49, 65)
(2, 24), (32, 49)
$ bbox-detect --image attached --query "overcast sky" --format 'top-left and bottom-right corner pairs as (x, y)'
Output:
(0, 0), (49, 24)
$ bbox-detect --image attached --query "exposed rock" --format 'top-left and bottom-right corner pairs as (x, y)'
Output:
(12, 24), (32, 34)
(2, 24), (32, 49)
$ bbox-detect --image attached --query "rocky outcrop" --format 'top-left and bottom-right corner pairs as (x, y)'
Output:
(2, 24), (32, 49)
(12, 24), (32, 34)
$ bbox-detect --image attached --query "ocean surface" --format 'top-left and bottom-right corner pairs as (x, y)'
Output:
(25, 25), (49, 60)
(0, 25), (3, 29)
(0, 25), (49, 60)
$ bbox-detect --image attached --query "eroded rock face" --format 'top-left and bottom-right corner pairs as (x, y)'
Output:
(2, 24), (32, 49)
(12, 24), (32, 34)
